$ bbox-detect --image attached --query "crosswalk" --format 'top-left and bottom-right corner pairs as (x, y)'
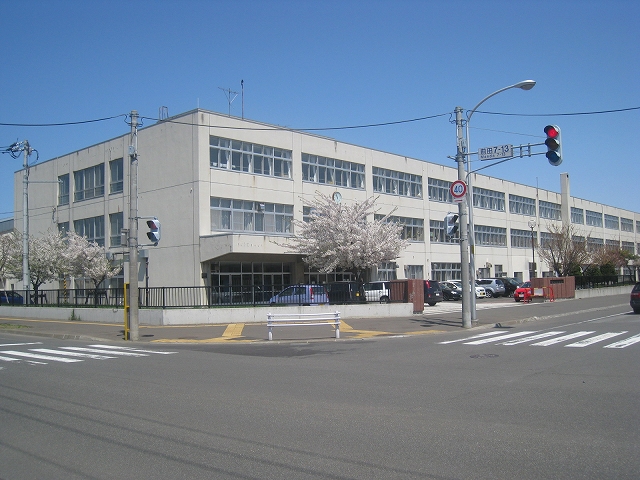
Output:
(0, 342), (177, 367)
(424, 300), (518, 315)
(439, 330), (640, 349)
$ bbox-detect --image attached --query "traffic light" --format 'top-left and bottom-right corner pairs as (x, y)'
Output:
(146, 217), (161, 245)
(544, 125), (562, 166)
(445, 212), (459, 236)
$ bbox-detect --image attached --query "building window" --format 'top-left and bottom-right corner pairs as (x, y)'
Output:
(637, 221), (640, 234)
(431, 262), (461, 281)
(373, 167), (422, 198)
(58, 222), (69, 235)
(74, 216), (105, 246)
(58, 174), (69, 205)
(621, 217), (633, 232)
(587, 236), (604, 251)
(474, 225), (507, 247)
(606, 239), (619, 248)
(539, 200), (561, 220)
(430, 219), (458, 244)
(404, 265), (424, 279)
(74, 164), (105, 202)
(428, 178), (453, 203)
(301, 153), (365, 189)
(586, 210), (603, 227)
(375, 214), (424, 241)
(210, 197), (293, 234)
(604, 214), (619, 230)
(622, 241), (634, 254)
(109, 213), (124, 247)
(473, 187), (505, 211)
(509, 195), (535, 216)
(540, 232), (554, 248)
(571, 207), (584, 224)
(511, 228), (534, 248)
(210, 136), (292, 179)
(377, 262), (398, 281)
(109, 158), (123, 194)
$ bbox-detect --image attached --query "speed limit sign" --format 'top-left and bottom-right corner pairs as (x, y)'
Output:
(450, 180), (467, 203)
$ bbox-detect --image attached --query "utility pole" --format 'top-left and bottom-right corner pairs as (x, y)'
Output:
(455, 107), (472, 328)
(128, 111), (140, 341)
(22, 141), (31, 299)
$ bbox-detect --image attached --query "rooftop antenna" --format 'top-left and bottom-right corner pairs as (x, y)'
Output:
(218, 87), (238, 116)
(241, 80), (244, 119)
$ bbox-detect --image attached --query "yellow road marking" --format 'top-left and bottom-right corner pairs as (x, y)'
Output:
(222, 323), (245, 338)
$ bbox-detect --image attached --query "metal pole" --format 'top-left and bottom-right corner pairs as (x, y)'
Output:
(128, 111), (140, 341)
(22, 141), (30, 300)
(455, 107), (472, 328)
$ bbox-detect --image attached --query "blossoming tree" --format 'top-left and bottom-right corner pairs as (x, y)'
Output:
(285, 193), (408, 282)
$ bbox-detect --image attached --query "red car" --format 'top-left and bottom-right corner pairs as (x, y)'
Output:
(514, 282), (532, 302)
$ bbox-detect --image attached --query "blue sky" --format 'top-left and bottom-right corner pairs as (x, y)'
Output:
(1, 0), (639, 220)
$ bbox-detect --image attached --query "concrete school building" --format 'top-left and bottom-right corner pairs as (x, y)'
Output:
(11, 108), (640, 294)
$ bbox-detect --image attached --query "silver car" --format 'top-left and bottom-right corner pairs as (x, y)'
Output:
(476, 278), (506, 298)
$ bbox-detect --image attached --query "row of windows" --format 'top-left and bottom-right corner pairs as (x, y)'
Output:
(301, 153), (365, 189)
(373, 167), (423, 198)
(210, 197), (294, 234)
(210, 136), (293, 178)
(539, 200), (561, 220)
(374, 214), (424, 241)
(58, 159), (124, 206)
(473, 188), (505, 212)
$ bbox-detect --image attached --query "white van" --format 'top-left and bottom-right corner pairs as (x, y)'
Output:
(364, 281), (391, 303)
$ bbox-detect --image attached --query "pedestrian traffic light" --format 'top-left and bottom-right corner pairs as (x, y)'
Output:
(146, 217), (161, 245)
(445, 212), (459, 236)
(544, 125), (562, 166)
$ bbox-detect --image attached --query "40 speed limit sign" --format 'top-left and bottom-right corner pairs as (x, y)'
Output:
(450, 180), (467, 203)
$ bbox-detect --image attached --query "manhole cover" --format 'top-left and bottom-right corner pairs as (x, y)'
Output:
(470, 353), (499, 359)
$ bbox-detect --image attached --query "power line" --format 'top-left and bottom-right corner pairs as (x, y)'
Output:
(0, 113), (128, 127)
(472, 106), (640, 117)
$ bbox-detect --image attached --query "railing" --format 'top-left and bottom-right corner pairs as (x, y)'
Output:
(0, 285), (282, 309)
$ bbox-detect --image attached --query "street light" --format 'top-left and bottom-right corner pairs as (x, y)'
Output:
(465, 80), (536, 321)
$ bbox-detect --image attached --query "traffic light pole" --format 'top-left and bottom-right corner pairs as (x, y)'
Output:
(455, 106), (472, 328)
(128, 111), (140, 341)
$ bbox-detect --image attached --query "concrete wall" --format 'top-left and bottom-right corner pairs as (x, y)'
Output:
(0, 302), (414, 326)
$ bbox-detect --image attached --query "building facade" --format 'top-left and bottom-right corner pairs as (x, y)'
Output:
(12, 109), (640, 293)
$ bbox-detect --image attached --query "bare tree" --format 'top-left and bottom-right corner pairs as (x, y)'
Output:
(537, 223), (590, 277)
(283, 193), (408, 281)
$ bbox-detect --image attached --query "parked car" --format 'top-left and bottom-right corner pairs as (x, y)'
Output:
(326, 281), (366, 304)
(630, 282), (640, 314)
(423, 280), (443, 306)
(269, 284), (329, 306)
(364, 281), (391, 303)
(501, 277), (521, 297)
(452, 280), (486, 299)
(514, 282), (532, 302)
(0, 291), (24, 305)
(440, 281), (462, 301)
(476, 278), (506, 298)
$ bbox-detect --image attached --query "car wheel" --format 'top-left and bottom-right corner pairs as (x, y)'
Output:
(514, 297), (520, 302)
(428, 302), (436, 306)
(380, 296), (390, 303)
(633, 307), (640, 314)
(485, 290), (493, 298)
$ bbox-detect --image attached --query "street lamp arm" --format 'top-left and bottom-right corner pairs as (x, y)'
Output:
(466, 80), (536, 123)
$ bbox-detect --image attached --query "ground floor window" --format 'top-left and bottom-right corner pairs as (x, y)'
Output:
(431, 262), (461, 281)
(304, 269), (356, 285)
(377, 262), (398, 281)
(404, 265), (424, 279)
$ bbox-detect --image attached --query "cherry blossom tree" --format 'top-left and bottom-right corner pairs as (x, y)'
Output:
(4, 230), (68, 303)
(63, 231), (121, 293)
(284, 193), (408, 281)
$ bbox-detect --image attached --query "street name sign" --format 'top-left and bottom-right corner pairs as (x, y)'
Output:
(479, 144), (513, 161)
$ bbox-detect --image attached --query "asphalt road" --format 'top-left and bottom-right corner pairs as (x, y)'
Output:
(1, 295), (638, 479)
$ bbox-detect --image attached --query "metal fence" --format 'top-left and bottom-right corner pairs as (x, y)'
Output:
(0, 285), (281, 309)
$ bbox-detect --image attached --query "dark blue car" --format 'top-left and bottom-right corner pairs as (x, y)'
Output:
(0, 291), (24, 305)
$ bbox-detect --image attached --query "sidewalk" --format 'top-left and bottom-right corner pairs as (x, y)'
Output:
(0, 301), (543, 344)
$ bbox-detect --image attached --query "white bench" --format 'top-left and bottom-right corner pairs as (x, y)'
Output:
(266, 311), (341, 341)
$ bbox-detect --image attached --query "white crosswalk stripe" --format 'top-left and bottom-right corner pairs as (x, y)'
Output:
(439, 330), (640, 349)
(424, 301), (519, 315)
(0, 343), (177, 367)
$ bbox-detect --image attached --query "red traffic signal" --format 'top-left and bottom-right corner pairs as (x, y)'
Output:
(544, 125), (562, 166)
